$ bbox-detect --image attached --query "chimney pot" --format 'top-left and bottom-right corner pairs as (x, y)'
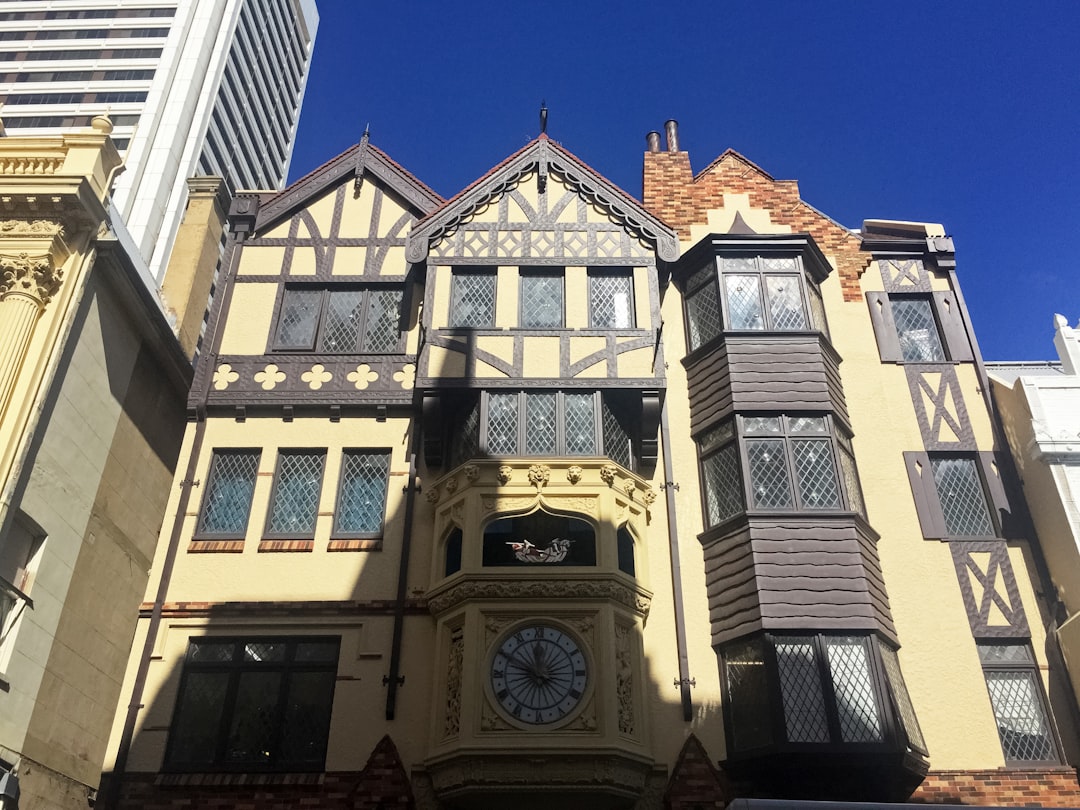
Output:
(664, 119), (679, 152)
(646, 131), (661, 153)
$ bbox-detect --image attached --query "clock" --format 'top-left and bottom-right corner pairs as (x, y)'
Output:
(489, 624), (588, 725)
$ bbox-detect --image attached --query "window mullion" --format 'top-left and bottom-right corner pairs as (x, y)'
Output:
(352, 289), (369, 352)
(269, 656), (293, 768)
(815, 636), (844, 744)
(782, 434), (802, 511)
(313, 290), (330, 352)
(592, 392), (602, 456)
(554, 392), (565, 455)
(519, 392), (529, 455)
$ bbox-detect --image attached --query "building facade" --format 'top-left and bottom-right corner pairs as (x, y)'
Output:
(991, 317), (1080, 732)
(0, 0), (319, 281)
(0, 119), (199, 808)
(101, 125), (1080, 808)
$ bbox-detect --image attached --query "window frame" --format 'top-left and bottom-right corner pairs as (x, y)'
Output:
(332, 449), (391, 539)
(263, 449), (327, 540)
(271, 285), (406, 354)
(904, 450), (1011, 540)
(518, 267), (564, 328)
(449, 269), (497, 328)
(977, 642), (1062, 765)
(866, 290), (974, 364)
(588, 268), (636, 329)
(195, 449), (261, 540)
(163, 636), (340, 773)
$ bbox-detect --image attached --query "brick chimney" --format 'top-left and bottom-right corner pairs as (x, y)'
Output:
(643, 119), (693, 234)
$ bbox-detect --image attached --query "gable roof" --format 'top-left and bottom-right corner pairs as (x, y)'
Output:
(696, 147), (775, 182)
(405, 134), (678, 262)
(252, 135), (444, 233)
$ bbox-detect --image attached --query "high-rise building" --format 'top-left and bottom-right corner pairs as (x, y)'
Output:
(98, 122), (1080, 809)
(0, 0), (319, 281)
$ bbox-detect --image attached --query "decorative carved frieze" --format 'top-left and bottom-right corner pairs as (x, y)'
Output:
(0, 219), (64, 238)
(444, 626), (464, 739)
(0, 252), (61, 304)
(427, 577), (652, 617)
(615, 623), (635, 735)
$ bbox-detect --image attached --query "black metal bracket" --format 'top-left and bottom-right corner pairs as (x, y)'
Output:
(673, 676), (696, 688)
(382, 674), (405, 687)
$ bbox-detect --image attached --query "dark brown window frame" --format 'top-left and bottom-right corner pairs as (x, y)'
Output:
(194, 449), (261, 540)
(163, 636), (340, 773)
(866, 290), (973, 364)
(331, 449), (391, 540)
(479, 390), (632, 460)
(518, 266), (564, 328)
(587, 267), (636, 329)
(904, 450), (1014, 540)
(448, 268), (497, 328)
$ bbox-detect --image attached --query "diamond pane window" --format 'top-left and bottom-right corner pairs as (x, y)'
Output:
(166, 637), (339, 771)
(521, 271), (563, 327)
(564, 393), (596, 455)
(277, 287), (403, 353)
(589, 272), (634, 328)
(825, 637), (884, 743)
(274, 289), (321, 349)
(878, 641), (927, 753)
(775, 637), (830, 743)
(686, 284), (723, 350)
(450, 272), (496, 327)
(525, 394), (557, 454)
(792, 439), (841, 509)
(335, 451), (390, 536)
(267, 451), (325, 536)
(487, 393), (519, 454)
(198, 451), (260, 536)
(451, 399), (481, 465)
(838, 434), (866, 517)
(726, 274), (764, 329)
(930, 457), (995, 536)
(747, 439), (793, 509)
(602, 398), (632, 469)
(703, 443), (744, 525)
(979, 642), (1060, 763)
(723, 638), (773, 751)
(892, 298), (945, 362)
(766, 276), (808, 330)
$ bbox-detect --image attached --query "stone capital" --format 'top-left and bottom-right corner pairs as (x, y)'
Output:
(0, 252), (62, 304)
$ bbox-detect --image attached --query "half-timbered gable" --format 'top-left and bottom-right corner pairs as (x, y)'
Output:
(194, 137), (443, 410)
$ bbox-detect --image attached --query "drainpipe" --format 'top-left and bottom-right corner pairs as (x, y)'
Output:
(660, 397), (694, 721)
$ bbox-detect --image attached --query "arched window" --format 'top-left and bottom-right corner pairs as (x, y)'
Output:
(444, 528), (462, 576)
(617, 527), (636, 577)
(482, 509), (595, 567)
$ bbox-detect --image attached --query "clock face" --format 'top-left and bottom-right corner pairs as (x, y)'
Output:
(490, 624), (588, 725)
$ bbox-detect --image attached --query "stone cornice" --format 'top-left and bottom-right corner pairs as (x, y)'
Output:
(426, 575), (653, 618)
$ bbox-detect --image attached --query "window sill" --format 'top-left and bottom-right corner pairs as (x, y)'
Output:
(258, 539), (314, 553)
(188, 539), (244, 553)
(328, 538), (382, 552)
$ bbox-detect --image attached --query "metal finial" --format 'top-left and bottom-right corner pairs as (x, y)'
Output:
(361, 122), (370, 145)
(539, 101), (548, 135)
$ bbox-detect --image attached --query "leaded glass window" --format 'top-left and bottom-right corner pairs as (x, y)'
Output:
(198, 450), (260, 536)
(774, 636), (830, 743)
(589, 271), (634, 328)
(723, 637), (773, 751)
(699, 421), (744, 526)
(685, 262), (722, 351)
(480, 392), (612, 459)
(266, 451), (325, 536)
(450, 272), (496, 327)
(891, 297), (945, 362)
(335, 451), (390, 536)
(741, 415), (851, 513)
(273, 287), (404, 353)
(930, 456), (995, 536)
(825, 637), (884, 743)
(878, 640), (927, 753)
(978, 643), (1060, 763)
(520, 271), (563, 328)
(166, 637), (339, 771)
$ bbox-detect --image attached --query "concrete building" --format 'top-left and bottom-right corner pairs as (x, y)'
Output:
(0, 0), (319, 282)
(100, 124), (1080, 808)
(991, 317), (1080, 739)
(0, 118), (209, 808)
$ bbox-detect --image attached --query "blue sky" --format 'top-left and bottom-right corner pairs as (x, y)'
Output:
(288, 1), (1079, 361)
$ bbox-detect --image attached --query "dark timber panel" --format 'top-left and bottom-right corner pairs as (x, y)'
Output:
(685, 334), (848, 434)
(701, 517), (895, 647)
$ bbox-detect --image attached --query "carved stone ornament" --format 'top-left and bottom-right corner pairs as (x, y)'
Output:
(463, 464), (480, 482)
(425, 486), (440, 504)
(428, 578), (652, 618)
(481, 699), (513, 731)
(600, 465), (618, 486)
(497, 465), (513, 485)
(0, 219), (64, 238)
(444, 627), (464, 738)
(641, 488), (657, 507)
(528, 464), (551, 489)
(623, 479), (637, 498)
(566, 465), (583, 484)
(444, 476), (459, 494)
(0, 252), (61, 303)
(615, 624), (635, 735)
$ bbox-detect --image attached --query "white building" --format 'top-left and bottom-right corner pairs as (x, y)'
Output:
(0, 0), (319, 281)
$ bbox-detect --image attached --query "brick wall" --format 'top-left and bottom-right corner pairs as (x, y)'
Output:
(643, 149), (870, 302)
(911, 768), (1080, 807)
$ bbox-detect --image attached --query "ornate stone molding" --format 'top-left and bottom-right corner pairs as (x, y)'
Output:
(426, 751), (653, 798)
(427, 577), (652, 617)
(0, 219), (64, 238)
(0, 252), (61, 304)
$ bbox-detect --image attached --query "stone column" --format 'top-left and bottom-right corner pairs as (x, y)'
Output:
(0, 252), (62, 423)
